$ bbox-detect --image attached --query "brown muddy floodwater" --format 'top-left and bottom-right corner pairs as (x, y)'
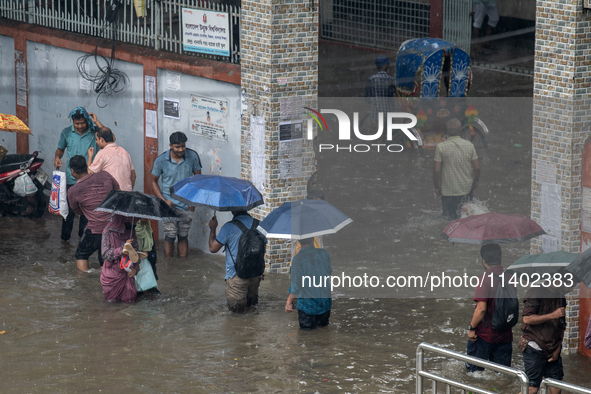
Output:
(1, 98), (590, 393)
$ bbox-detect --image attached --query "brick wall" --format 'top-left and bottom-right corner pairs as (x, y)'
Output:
(532, 0), (591, 354)
(241, 0), (318, 273)
(531, 1), (591, 254)
(564, 287), (580, 355)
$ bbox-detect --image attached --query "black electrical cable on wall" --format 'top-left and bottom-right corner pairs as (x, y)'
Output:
(76, 2), (128, 108)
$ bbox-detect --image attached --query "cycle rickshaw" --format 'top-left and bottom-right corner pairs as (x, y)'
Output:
(394, 38), (489, 152)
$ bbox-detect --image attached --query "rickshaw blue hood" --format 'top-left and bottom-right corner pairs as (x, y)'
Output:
(395, 38), (471, 98)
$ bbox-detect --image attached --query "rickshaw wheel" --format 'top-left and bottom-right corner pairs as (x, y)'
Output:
(461, 122), (487, 152)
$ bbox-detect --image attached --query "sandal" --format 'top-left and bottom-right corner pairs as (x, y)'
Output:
(122, 242), (139, 263)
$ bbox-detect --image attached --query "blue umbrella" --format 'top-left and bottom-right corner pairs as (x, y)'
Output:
(259, 199), (352, 240)
(170, 174), (264, 211)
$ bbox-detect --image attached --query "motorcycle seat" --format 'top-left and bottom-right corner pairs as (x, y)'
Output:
(0, 154), (35, 174)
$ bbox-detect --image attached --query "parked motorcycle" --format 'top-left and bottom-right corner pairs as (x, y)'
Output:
(0, 151), (50, 218)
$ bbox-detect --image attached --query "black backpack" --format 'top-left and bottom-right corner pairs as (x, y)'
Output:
(226, 218), (267, 279)
(488, 274), (519, 331)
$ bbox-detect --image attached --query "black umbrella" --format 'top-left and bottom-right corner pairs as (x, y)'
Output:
(565, 247), (591, 288)
(95, 190), (180, 237)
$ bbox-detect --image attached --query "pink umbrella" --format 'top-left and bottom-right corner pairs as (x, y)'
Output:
(441, 212), (546, 244)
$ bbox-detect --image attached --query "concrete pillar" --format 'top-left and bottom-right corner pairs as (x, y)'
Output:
(531, 0), (591, 354)
(14, 33), (29, 154)
(240, 0), (318, 273)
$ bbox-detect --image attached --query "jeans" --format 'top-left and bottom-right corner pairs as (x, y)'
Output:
(466, 338), (512, 372)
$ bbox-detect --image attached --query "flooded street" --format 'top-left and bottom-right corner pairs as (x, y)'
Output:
(2, 97), (591, 393)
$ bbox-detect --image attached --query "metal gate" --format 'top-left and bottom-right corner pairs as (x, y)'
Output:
(442, 0), (472, 55)
(320, 0), (430, 50)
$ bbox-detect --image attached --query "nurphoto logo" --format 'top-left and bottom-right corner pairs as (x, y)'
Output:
(304, 108), (418, 153)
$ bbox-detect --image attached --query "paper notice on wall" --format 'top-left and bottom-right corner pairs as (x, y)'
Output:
(145, 109), (157, 139)
(278, 121), (303, 179)
(189, 95), (229, 141)
(280, 97), (303, 119)
(166, 71), (181, 91)
(240, 89), (248, 118)
(583, 187), (591, 212)
(16, 54), (26, 107)
(163, 97), (180, 119)
(250, 116), (265, 195)
(540, 182), (561, 244)
(536, 161), (557, 184)
(583, 211), (591, 233)
(279, 141), (303, 179)
(145, 75), (156, 104)
(80, 63), (92, 92)
(582, 186), (591, 232)
(583, 236), (591, 253)
(541, 235), (559, 253)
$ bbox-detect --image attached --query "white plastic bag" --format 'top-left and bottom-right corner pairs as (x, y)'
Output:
(13, 173), (37, 197)
(48, 170), (69, 219)
(135, 258), (158, 292)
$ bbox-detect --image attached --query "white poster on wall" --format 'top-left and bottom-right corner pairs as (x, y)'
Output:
(540, 182), (561, 245)
(536, 161), (557, 184)
(182, 8), (230, 57)
(541, 235), (559, 253)
(145, 109), (157, 139)
(250, 116), (265, 195)
(189, 95), (229, 141)
(278, 121), (303, 179)
(166, 71), (181, 91)
(145, 75), (156, 104)
(16, 55), (27, 107)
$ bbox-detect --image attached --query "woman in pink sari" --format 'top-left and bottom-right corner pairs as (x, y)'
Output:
(100, 215), (140, 303)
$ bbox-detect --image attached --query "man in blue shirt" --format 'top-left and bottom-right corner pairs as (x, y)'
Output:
(208, 211), (266, 313)
(285, 238), (332, 329)
(54, 107), (101, 243)
(150, 132), (201, 258)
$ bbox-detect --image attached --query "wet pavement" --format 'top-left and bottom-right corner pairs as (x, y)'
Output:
(1, 40), (590, 394)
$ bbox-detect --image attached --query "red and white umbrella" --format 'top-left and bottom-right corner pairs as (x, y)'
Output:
(441, 212), (546, 244)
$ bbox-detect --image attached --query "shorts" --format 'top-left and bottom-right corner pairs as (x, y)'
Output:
(523, 345), (563, 387)
(162, 206), (192, 242)
(225, 275), (263, 313)
(75, 228), (104, 266)
(465, 337), (512, 372)
(473, 2), (499, 29)
(298, 309), (330, 329)
(441, 190), (473, 220)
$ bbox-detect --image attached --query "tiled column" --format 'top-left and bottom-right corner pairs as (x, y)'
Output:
(240, 0), (318, 273)
(531, 1), (591, 254)
(531, 0), (591, 354)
